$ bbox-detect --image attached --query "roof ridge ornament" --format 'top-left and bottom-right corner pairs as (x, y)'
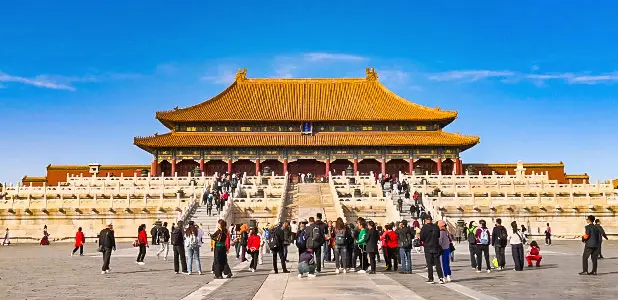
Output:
(365, 67), (378, 81)
(236, 68), (248, 82)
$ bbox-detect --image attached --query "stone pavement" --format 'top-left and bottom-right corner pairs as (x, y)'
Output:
(1, 240), (617, 299)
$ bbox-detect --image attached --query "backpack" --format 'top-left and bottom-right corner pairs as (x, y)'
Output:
(398, 229), (412, 249)
(496, 227), (508, 247)
(189, 234), (198, 248)
(479, 228), (490, 245)
(305, 225), (324, 249)
(263, 229), (271, 240)
(296, 230), (307, 248)
(413, 238), (422, 248)
(467, 227), (477, 244)
(335, 229), (347, 247)
(267, 229), (280, 250)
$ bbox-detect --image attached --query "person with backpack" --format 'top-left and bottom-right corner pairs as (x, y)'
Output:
(509, 221), (525, 271)
(206, 194), (214, 216)
(491, 218), (508, 271)
(314, 213), (328, 271)
(185, 223), (202, 275)
(466, 221), (478, 270)
(239, 224), (249, 263)
(333, 217), (350, 274)
(304, 216), (326, 273)
(295, 222), (307, 258)
(282, 222), (292, 262)
(268, 224), (289, 274)
(171, 221), (188, 274)
(365, 221), (380, 274)
(381, 223), (399, 272)
(156, 222), (171, 261)
(475, 219), (492, 273)
(396, 220), (413, 274)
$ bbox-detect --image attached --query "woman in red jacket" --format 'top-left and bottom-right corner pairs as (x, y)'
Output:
(137, 224), (149, 265)
(381, 224), (399, 271)
(71, 227), (85, 256)
(247, 227), (261, 272)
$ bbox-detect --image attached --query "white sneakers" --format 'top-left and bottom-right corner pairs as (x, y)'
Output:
(250, 268), (255, 273)
(446, 275), (451, 282)
(308, 274), (317, 278)
(343, 268), (347, 274)
(335, 269), (340, 274)
(101, 271), (106, 275)
(357, 270), (366, 274)
(137, 262), (145, 266)
(298, 274), (303, 278)
(487, 269), (491, 273)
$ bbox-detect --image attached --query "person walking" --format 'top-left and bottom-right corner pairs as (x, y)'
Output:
(595, 219), (609, 259)
(71, 227), (85, 256)
(247, 227), (261, 272)
(150, 223), (159, 246)
(396, 220), (413, 274)
(466, 221), (478, 270)
(420, 216), (444, 284)
(268, 224), (289, 274)
(2, 228), (10, 246)
(509, 221), (525, 271)
(544, 223), (552, 246)
(156, 222), (171, 261)
(475, 220), (492, 273)
(314, 213), (328, 271)
(98, 223), (116, 274)
(333, 217), (350, 274)
(171, 221), (188, 274)
(211, 219), (233, 279)
(438, 220), (453, 282)
(185, 223), (202, 275)
(491, 218), (508, 270)
(239, 224), (249, 262)
(282, 222), (292, 262)
(136, 224), (149, 265)
(365, 221), (380, 274)
(580, 215), (602, 275)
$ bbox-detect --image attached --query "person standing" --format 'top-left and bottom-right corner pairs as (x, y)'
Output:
(438, 221), (453, 282)
(595, 219), (609, 259)
(136, 224), (149, 265)
(240, 224), (249, 262)
(491, 218), (508, 271)
(282, 222), (292, 262)
(382, 224), (399, 272)
(420, 216), (444, 284)
(580, 215), (602, 275)
(396, 220), (413, 274)
(171, 220), (188, 274)
(211, 219), (233, 279)
(475, 220), (492, 273)
(71, 227), (85, 256)
(365, 221), (380, 274)
(156, 222), (171, 261)
(185, 223), (202, 275)
(269, 224), (289, 274)
(509, 221), (525, 271)
(355, 220), (369, 273)
(247, 227), (261, 272)
(2, 228), (10, 246)
(150, 223), (159, 246)
(544, 223), (552, 246)
(304, 216), (326, 273)
(314, 213), (328, 271)
(466, 221), (478, 270)
(333, 217), (350, 274)
(98, 223), (116, 274)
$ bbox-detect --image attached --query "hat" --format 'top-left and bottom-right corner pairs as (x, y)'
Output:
(426, 215), (433, 220)
(107, 221), (113, 226)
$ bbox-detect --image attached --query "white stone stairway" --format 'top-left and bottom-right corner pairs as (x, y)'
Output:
(189, 205), (220, 246)
(287, 183), (337, 222)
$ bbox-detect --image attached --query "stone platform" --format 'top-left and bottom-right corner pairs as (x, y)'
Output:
(1, 240), (617, 299)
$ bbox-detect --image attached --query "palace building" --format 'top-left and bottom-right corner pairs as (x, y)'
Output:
(133, 68), (480, 178)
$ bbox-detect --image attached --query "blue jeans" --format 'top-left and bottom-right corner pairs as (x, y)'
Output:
(187, 246), (202, 273)
(441, 248), (451, 276)
(399, 248), (412, 273)
(298, 262), (316, 274)
(323, 243), (331, 261)
(283, 245), (289, 261)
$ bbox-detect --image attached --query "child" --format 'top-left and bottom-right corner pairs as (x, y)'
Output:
(247, 227), (261, 272)
(413, 232), (423, 254)
(297, 248), (317, 278)
(526, 241), (542, 267)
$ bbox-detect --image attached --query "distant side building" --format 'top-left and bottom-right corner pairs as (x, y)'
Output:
(462, 162), (589, 184)
(21, 164), (150, 186)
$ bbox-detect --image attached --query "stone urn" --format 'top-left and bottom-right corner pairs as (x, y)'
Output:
(140, 169), (149, 177)
(192, 166), (202, 177)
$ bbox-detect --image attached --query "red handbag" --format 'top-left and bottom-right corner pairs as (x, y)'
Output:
(133, 239), (139, 247)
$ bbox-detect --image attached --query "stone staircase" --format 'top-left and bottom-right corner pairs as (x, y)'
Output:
(188, 204), (220, 246)
(287, 183), (337, 222)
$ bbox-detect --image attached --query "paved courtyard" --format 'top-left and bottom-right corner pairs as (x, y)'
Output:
(0, 240), (616, 299)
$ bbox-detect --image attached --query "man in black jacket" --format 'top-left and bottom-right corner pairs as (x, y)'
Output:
(270, 224), (289, 274)
(396, 220), (414, 274)
(98, 223), (116, 274)
(171, 221), (188, 274)
(420, 216), (444, 284)
(580, 215), (602, 275)
(312, 213), (328, 272)
(491, 218), (508, 270)
(365, 221), (380, 274)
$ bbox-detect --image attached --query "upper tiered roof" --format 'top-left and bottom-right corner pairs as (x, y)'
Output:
(155, 68), (458, 128)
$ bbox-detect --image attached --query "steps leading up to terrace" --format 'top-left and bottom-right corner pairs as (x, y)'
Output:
(290, 183), (336, 222)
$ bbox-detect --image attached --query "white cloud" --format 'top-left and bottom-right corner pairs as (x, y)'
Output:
(274, 64), (296, 78)
(0, 71), (143, 91)
(302, 52), (368, 62)
(378, 70), (421, 90)
(201, 65), (238, 85)
(567, 73), (618, 84)
(428, 70), (515, 82)
(0, 71), (76, 91)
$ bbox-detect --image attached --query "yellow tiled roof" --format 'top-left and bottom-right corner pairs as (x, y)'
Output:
(22, 176), (47, 182)
(134, 131), (480, 151)
(156, 69), (457, 125)
(47, 165), (150, 171)
(564, 174), (589, 179)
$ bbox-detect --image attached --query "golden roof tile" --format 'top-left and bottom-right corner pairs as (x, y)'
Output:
(156, 69), (457, 125)
(134, 131), (480, 151)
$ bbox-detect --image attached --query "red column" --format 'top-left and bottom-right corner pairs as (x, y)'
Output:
(171, 158), (177, 176)
(255, 159), (261, 175)
(353, 158), (358, 174)
(283, 159), (288, 174)
(199, 159), (205, 173)
(455, 157), (461, 175)
(408, 158), (414, 175)
(325, 158), (330, 175)
(227, 159), (233, 174)
(436, 158), (442, 174)
(151, 159), (158, 176)
(381, 158), (386, 176)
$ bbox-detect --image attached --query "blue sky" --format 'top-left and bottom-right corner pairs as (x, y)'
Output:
(1, 1), (617, 183)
